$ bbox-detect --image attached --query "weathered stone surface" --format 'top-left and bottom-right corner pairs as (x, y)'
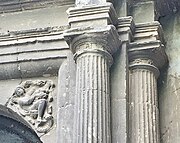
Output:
(130, 1), (156, 23)
(64, 25), (120, 142)
(0, 79), (22, 105)
(67, 2), (118, 28)
(129, 61), (160, 143)
(128, 22), (168, 143)
(0, 0), (177, 143)
(157, 0), (180, 17)
(7, 80), (55, 134)
(111, 16), (134, 143)
(0, 0), (74, 14)
(0, 6), (70, 33)
(158, 11), (180, 143)
(0, 77), (58, 143)
(0, 27), (69, 80)
(57, 51), (76, 143)
(114, 0), (128, 17)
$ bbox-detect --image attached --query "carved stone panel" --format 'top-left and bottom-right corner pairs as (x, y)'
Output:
(7, 80), (55, 134)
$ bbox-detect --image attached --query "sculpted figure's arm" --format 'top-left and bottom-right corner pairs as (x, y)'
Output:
(18, 96), (36, 106)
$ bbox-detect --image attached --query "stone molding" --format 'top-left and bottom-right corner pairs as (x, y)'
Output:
(0, 26), (69, 46)
(117, 16), (135, 43)
(129, 22), (168, 71)
(67, 2), (118, 27)
(0, 26), (70, 80)
(134, 22), (165, 44)
(0, 0), (74, 14)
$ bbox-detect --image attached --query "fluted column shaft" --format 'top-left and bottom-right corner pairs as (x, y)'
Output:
(129, 59), (160, 143)
(75, 51), (111, 143)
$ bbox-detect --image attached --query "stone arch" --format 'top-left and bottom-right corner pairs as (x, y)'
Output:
(0, 104), (42, 143)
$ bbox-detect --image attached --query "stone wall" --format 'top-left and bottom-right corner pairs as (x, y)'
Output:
(0, 2), (73, 142)
(159, 11), (180, 143)
(0, 0), (179, 143)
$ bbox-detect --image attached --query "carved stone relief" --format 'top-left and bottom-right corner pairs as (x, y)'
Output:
(7, 80), (55, 134)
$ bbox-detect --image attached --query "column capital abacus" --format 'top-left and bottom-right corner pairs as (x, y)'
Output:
(64, 25), (121, 66)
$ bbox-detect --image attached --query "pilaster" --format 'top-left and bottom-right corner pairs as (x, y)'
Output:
(128, 22), (168, 143)
(110, 16), (135, 143)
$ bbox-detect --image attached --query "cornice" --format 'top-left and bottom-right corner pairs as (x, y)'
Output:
(135, 22), (165, 44)
(128, 21), (168, 70)
(67, 2), (118, 27)
(117, 16), (135, 33)
(0, 26), (70, 80)
(0, 0), (74, 14)
(0, 26), (69, 46)
(117, 16), (135, 43)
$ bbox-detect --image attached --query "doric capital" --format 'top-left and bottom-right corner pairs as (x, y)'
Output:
(129, 58), (160, 78)
(129, 41), (167, 69)
(128, 22), (168, 77)
(63, 25), (121, 65)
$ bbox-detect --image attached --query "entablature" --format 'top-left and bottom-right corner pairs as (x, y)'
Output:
(0, 0), (75, 14)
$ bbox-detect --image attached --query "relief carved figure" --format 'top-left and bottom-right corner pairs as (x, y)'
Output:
(8, 80), (55, 133)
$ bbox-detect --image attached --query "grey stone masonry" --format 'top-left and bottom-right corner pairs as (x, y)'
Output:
(128, 22), (168, 143)
(64, 25), (121, 143)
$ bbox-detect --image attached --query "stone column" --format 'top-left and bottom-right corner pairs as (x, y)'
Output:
(128, 22), (168, 143)
(129, 59), (160, 143)
(64, 26), (121, 143)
